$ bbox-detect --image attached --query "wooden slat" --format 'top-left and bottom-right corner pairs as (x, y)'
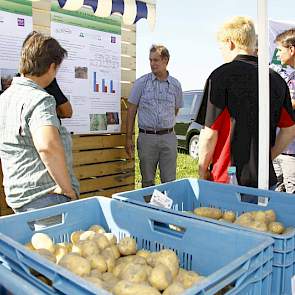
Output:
(121, 83), (133, 98)
(79, 184), (135, 198)
(80, 174), (134, 193)
(73, 148), (128, 166)
(122, 24), (136, 32)
(72, 134), (126, 151)
(0, 208), (13, 216)
(121, 56), (136, 70)
(74, 160), (134, 179)
(32, 0), (51, 11)
(32, 9), (51, 28)
(0, 194), (7, 208)
(33, 25), (51, 35)
(121, 30), (136, 44)
(121, 69), (136, 82)
(121, 110), (127, 122)
(121, 43), (136, 57)
(121, 97), (128, 110)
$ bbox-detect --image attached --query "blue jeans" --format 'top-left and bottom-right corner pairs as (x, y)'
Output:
(14, 194), (71, 230)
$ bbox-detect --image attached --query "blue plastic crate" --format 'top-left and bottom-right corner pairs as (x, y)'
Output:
(0, 263), (46, 295)
(113, 178), (295, 295)
(0, 197), (273, 295)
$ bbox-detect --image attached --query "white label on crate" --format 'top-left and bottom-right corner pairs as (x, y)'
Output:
(292, 275), (295, 294)
(258, 196), (268, 207)
(150, 190), (173, 209)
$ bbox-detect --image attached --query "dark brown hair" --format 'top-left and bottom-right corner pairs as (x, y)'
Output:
(20, 31), (67, 76)
(275, 29), (295, 48)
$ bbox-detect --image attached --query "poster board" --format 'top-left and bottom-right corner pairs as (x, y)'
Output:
(0, 0), (32, 92)
(51, 1), (122, 134)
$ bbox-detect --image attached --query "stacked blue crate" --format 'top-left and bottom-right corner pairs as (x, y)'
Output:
(0, 196), (273, 295)
(114, 178), (295, 295)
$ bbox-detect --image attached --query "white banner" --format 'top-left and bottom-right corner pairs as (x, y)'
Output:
(0, 0), (32, 91)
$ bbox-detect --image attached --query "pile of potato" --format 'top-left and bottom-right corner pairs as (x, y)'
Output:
(192, 207), (286, 234)
(25, 224), (206, 294)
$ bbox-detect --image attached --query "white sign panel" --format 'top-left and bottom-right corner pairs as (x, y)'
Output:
(0, 0), (32, 91)
(51, 2), (121, 134)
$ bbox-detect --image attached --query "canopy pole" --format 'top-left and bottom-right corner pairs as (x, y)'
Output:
(257, 0), (270, 189)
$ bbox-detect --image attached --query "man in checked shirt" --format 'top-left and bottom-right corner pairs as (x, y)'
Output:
(126, 45), (183, 187)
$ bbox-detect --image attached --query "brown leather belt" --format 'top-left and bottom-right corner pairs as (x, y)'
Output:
(139, 128), (174, 135)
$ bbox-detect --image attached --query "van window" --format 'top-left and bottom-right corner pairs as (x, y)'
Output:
(178, 93), (194, 116)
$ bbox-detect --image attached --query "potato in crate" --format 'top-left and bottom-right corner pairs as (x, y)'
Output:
(0, 197), (273, 295)
(113, 178), (295, 295)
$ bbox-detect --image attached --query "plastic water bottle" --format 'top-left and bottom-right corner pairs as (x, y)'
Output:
(228, 166), (238, 185)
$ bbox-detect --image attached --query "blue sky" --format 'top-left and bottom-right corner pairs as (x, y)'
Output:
(135, 0), (295, 91)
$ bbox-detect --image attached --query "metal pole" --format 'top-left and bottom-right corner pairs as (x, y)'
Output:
(257, 0), (270, 189)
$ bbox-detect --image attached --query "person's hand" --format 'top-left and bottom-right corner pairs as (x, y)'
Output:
(125, 137), (134, 159)
(199, 168), (211, 180)
(64, 190), (78, 201)
(54, 186), (78, 201)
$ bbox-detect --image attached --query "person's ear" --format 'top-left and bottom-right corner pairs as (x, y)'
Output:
(162, 57), (169, 65)
(229, 39), (235, 51)
(290, 45), (295, 57)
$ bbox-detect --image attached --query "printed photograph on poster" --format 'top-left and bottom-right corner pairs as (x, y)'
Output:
(89, 113), (107, 131)
(0, 68), (17, 91)
(75, 66), (88, 79)
(106, 112), (119, 125)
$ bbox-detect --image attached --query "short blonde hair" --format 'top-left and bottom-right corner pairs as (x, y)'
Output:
(217, 16), (256, 51)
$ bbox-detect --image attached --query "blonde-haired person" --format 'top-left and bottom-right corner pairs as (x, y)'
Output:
(0, 32), (79, 214)
(196, 16), (295, 199)
(272, 28), (295, 193)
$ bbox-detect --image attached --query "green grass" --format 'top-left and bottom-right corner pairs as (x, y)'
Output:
(134, 127), (199, 189)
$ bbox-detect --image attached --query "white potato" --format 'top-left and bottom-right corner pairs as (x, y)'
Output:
(119, 263), (148, 283)
(31, 233), (54, 253)
(70, 231), (84, 244)
(176, 268), (205, 289)
(72, 240), (99, 257)
(58, 253), (91, 277)
(79, 231), (96, 241)
(104, 233), (117, 245)
(35, 249), (56, 263)
(88, 225), (106, 234)
(148, 263), (173, 291)
(163, 282), (185, 295)
(118, 237), (137, 256)
(156, 249), (179, 278)
(113, 280), (161, 295)
(136, 249), (150, 260)
(87, 254), (107, 272)
(93, 234), (110, 251)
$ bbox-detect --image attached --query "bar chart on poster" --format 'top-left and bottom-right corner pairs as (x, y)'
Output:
(92, 73), (119, 94)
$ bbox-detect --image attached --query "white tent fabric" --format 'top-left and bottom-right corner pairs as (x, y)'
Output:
(30, 0), (156, 29)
